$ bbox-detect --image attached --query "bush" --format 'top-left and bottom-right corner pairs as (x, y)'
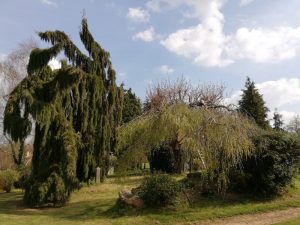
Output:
(138, 174), (181, 207)
(0, 169), (19, 193)
(229, 131), (300, 196)
(14, 165), (31, 189)
(182, 172), (218, 196)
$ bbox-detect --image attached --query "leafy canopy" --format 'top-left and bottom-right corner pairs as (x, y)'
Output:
(118, 103), (257, 193)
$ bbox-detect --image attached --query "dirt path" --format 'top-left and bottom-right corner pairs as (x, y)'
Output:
(181, 207), (300, 225)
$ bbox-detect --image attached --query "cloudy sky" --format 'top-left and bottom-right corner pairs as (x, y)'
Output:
(1, 0), (300, 124)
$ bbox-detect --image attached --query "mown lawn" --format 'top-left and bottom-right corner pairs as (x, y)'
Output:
(273, 217), (300, 225)
(0, 176), (299, 225)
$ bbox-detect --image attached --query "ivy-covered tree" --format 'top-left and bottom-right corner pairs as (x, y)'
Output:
(122, 88), (141, 123)
(3, 18), (123, 206)
(238, 77), (270, 129)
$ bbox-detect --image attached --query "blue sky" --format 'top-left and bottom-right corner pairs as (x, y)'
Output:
(1, 0), (300, 124)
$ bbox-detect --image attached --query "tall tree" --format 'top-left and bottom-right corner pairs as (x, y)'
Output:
(238, 77), (270, 129)
(273, 109), (284, 131)
(4, 19), (123, 206)
(122, 88), (141, 123)
(140, 78), (231, 173)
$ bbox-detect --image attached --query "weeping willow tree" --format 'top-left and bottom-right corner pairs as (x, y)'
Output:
(3, 18), (123, 206)
(118, 103), (257, 193)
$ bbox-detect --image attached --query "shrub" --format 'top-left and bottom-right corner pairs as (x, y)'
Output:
(138, 174), (181, 207)
(0, 169), (19, 193)
(182, 172), (218, 196)
(229, 131), (300, 196)
(15, 165), (31, 189)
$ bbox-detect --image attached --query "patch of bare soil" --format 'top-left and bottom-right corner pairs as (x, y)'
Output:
(180, 207), (300, 225)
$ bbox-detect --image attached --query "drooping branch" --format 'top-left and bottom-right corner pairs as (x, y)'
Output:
(4, 18), (123, 206)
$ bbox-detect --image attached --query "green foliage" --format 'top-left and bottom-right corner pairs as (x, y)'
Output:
(122, 88), (142, 124)
(149, 143), (175, 173)
(14, 164), (31, 189)
(0, 169), (19, 193)
(229, 131), (300, 196)
(182, 172), (218, 196)
(137, 174), (181, 207)
(24, 169), (71, 206)
(118, 103), (257, 193)
(3, 18), (123, 206)
(273, 110), (284, 131)
(239, 77), (270, 129)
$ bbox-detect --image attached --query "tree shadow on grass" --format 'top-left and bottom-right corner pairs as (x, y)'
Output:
(0, 189), (299, 224)
(0, 192), (24, 212)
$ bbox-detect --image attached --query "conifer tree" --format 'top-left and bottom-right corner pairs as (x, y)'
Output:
(238, 77), (270, 129)
(3, 18), (123, 206)
(122, 88), (141, 123)
(273, 109), (284, 131)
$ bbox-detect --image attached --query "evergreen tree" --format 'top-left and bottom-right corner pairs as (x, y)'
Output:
(273, 109), (284, 131)
(122, 88), (141, 123)
(238, 77), (270, 129)
(3, 18), (123, 206)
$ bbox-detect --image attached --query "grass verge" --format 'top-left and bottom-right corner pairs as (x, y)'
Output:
(0, 176), (299, 225)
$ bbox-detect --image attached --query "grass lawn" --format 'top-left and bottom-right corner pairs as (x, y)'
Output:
(0, 176), (299, 225)
(273, 217), (300, 225)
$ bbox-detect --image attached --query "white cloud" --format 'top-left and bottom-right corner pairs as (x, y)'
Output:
(133, 27), (156, 42)
(127, 7), (150, 23)
(146, 0), (162, 12)
(159, 65), (174, 74)
(48, 58), (61, 70)
(240, 0), (254, 6)
(41, 0), (57, 7)
(161, 0), (232, 67)
(256, 78), (300, 108)
(227, 27), (300, 63)
(145, 0), (300, 67)
(161, 24), (232, 67)
(224, 90), (242, 106)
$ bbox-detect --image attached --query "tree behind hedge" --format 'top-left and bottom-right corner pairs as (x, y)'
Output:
(122, 88), (141, 124)
(4, 19), (123, 206)
(239, 77), (270, 129)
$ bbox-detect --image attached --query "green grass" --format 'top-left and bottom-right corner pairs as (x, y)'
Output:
(0, 176), (299, 225)
(273, 217), (300, 225)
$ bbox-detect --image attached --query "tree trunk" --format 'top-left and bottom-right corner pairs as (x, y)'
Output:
(171, 139), (182, 174)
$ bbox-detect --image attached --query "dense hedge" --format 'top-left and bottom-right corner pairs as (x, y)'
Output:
(229, 131), (300, 196)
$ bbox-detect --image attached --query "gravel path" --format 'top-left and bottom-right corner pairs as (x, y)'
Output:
(180, 207), (300, 225)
